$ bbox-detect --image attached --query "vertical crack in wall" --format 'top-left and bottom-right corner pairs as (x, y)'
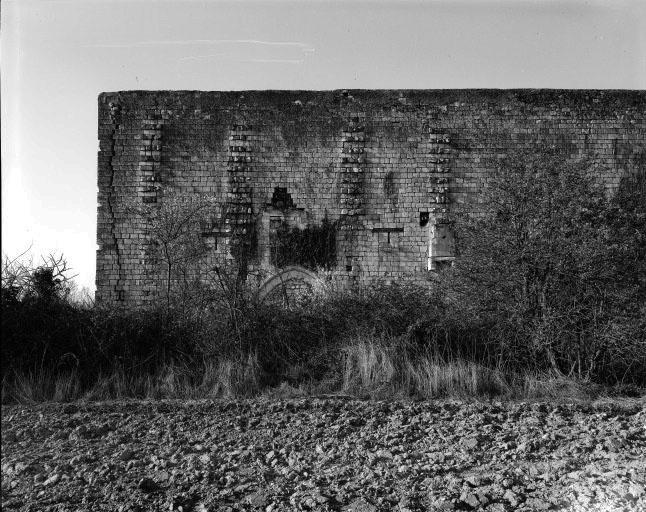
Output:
(107, 102), (124, 296)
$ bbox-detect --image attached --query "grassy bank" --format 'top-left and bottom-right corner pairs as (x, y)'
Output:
(3, 354), (624, 404)
(2, 281), (644, 404)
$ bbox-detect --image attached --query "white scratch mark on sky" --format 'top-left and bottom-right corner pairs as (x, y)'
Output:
(85, 39), (315, 50)
(179, 54), (305, 64)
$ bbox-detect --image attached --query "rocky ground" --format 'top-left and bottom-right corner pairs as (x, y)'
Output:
(1, 398), (645, 512)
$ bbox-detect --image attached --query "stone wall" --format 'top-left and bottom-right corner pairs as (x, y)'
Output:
(96, 90), (646, 305)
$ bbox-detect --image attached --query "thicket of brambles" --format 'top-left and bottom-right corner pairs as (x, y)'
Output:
(2, 148), (644, 402)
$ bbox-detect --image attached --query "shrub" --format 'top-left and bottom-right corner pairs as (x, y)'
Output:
(437, 147), (646, 383)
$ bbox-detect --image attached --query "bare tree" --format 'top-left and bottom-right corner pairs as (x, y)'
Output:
(128, 192), (218, 311)
(2, 248), (76, 303)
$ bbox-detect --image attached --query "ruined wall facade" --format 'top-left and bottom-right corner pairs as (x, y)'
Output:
(96, 90), (646, 305)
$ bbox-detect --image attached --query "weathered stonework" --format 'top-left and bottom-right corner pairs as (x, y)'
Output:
(96, 90), (646, 305)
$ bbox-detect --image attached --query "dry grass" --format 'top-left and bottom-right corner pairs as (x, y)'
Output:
(199, 354), (261, 397)
(338, 338), (611, 401)
(2, 371), (81, 404)
(518, 372), (603, 401)
(406, 358), (510, 398)
(341, 339), (511, 398)
(1, 354), (263, 403)
(1, 340), (631, 404)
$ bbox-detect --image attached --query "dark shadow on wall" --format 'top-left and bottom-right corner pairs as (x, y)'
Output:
(274, 217), (338, 270)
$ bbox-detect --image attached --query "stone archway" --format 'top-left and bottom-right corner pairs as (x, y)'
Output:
(257, 265), (319, 303)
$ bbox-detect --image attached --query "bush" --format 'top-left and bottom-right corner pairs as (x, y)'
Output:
(435, 147), (646, 383)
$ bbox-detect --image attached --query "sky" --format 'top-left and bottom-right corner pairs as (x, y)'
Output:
(2, 0), (645, 293)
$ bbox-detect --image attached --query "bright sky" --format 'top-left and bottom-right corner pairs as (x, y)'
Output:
(2, 0), (645, 292)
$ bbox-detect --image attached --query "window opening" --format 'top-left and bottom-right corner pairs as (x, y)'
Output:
(269, 216), (285, 265)
(270, 187), (295, 210)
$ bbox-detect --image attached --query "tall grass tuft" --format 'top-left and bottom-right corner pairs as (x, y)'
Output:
(340, 338), (513, 399)
(407, 358), (511, 398)
(4, 371), (81, 403)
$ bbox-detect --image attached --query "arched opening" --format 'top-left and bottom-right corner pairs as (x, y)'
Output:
(257, 265), (320, 304)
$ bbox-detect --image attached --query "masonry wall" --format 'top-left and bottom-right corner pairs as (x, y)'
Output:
(96, 90), (646, 305)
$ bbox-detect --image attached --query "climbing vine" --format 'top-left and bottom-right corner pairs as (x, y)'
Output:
(274, 217), (337, 270)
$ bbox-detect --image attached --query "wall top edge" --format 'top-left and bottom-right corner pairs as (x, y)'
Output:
(98, 89), (646, 109)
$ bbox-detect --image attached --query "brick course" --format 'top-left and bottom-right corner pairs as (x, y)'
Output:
(96, 89), (646, 305)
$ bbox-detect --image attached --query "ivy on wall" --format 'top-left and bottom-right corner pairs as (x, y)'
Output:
(230, 217), (259, 277)
(274, 217), (337, 270)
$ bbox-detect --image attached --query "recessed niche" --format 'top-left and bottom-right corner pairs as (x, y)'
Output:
(271, 187), (295, 210)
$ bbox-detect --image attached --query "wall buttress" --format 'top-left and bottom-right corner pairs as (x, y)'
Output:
(226, 122), (255, 277)
(427, 131), (455, 270)
(339, 112), (367, 278)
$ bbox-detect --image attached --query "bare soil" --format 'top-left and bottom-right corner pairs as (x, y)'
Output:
(2, 398), (645, 511)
